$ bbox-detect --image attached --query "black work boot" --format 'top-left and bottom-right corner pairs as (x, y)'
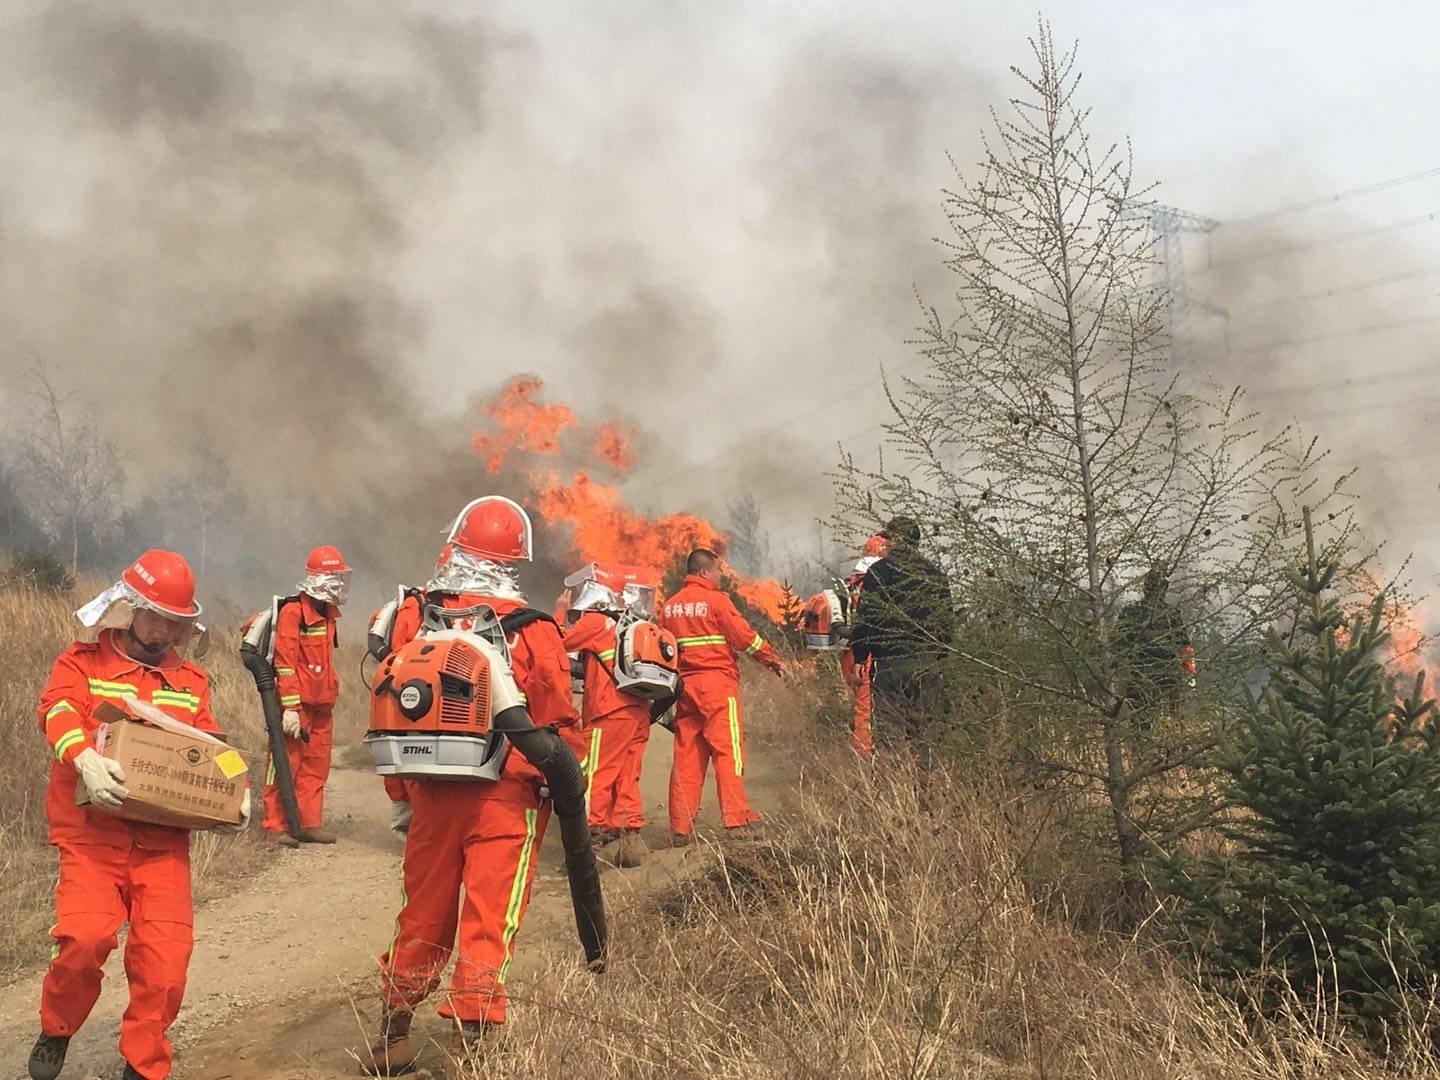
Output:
(27, 1033), (69, 1080)
(122, 1063), (145, 1080)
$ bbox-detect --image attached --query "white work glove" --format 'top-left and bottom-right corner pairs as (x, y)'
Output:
(282, 709), (302, 738)
(390, 800), (412, 837)
(73, 747), (129, 811)
(215, 788), (252, 835)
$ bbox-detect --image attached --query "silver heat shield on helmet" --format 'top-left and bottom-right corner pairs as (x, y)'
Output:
(620, 583), (656, 618)
(567, 578), (656, 618)
(427, 547), (526, 601)
(568, 579), (620, 615)
(73, 580), (207, 657)
(299, 571), (351, 607)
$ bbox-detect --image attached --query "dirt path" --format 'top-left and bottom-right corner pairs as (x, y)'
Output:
(0, 732), (791, 1079)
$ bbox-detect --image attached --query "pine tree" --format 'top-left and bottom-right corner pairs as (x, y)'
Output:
(1160, 509), (1440, 1032)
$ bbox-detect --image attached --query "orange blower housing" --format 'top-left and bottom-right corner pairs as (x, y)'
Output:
(364, 627), (524, 781)
(613, 619), (680, 700)
(801, 589), (848, 650)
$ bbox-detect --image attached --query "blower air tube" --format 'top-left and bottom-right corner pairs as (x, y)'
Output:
(491, 705), (607, 971)
(239, 644), (304, 840)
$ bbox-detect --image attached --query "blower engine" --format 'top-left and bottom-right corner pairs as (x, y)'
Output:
(610, 617), (680, 700)
(365, 617), (525, 781)
(800, 588), (850, 650)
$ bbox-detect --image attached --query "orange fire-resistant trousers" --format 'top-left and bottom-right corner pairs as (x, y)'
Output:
(844, 649), (873, 754)
(378, 780), (549, 1024)
(668, 671), (759, 833)
(585, 705), (650, 830)
(614, 713), (650, 829)
(40, 842), (193, 1080)
(262, 704), (333, 832)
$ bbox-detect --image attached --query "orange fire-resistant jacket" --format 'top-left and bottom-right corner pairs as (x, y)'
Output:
(660, 574), (784, 682)
(38, 629), (223, 852)
(272, 593), (339, 710)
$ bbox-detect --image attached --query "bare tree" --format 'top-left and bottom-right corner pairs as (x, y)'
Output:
(18, 364), (124, 575)
(726, 492), (770, 576)
(833, 24), (1350, 892)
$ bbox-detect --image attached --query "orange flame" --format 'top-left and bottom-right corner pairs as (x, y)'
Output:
(471, 380), (788, 621)
(734, 578), (787, 620)
(472, 375), (577, 473)
(537, 469), (718, 582)
(1385, 600), (1434, 692)
(534, 469), (788, 621)
(593, 424), (636, 473)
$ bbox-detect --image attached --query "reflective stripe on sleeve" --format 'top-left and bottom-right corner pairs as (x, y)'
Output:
(45, 700), (78, 722)
(744, 634), (764, 656)
(53, 728), (86, 762)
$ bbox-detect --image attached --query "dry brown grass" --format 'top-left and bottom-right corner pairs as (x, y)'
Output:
(2, 591), (1435, 1076)
(466, 675), (1440, 1080)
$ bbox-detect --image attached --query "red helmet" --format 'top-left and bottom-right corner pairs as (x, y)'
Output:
(861, 534), (889, 558)
(446, 497), (533, 562)
(306, 544), (351, 573)
(121, 549), (201, 618)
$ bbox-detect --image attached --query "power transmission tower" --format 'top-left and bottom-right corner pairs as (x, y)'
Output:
(1122, 201), (1229, 364)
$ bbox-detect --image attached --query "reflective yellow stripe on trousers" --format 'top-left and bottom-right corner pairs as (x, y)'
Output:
(727, 696), (742, 775)
(496, 808), (539, 984)
(584, 729), (602, 804)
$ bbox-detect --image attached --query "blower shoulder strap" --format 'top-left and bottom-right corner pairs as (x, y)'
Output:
(499, 607), (558, 635)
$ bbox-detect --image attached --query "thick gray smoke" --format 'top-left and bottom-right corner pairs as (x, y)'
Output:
(6, 2), (1429, 616)
(0, 0), (987, 609)
(1172, 201), (1440, 596)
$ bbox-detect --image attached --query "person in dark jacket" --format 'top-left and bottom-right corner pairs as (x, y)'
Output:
(1116, 565), (1192, 723)
(848, 516), (955, 759)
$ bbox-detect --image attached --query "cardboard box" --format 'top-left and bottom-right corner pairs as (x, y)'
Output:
(77, 700), (248, 830)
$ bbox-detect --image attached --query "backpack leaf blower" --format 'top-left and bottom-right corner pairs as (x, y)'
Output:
(364, 602), (607, 970)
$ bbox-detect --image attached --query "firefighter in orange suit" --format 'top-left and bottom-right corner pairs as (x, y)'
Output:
(261, 545), (350, 847)
(29, 550), (248, 1080)
(361, 497), (580, 1075)
(841, 535), (889, 754)
(562, 562), (663, 868)
(660, 548), (784, 840)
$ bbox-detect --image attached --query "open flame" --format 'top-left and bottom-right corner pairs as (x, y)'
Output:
(473, 375), (786, 619)
(593, 423), (635, 472)
(472, 375), (577, 473)
(1384, 599), (1435, 695)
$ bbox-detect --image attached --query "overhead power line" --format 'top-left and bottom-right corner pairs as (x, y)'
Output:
(1223, 309), (1440, 358)
(1202, 210), (1440, 273)
(1225, 165), (1440, 227)
(1227, 264), (1440, 316)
